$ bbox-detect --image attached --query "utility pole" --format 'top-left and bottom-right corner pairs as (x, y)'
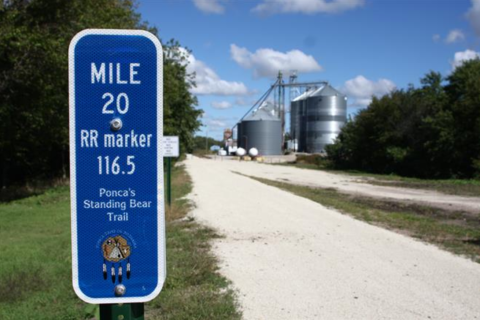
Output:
(277, 71), (285, 152)
(289, 71), (298, 152)
(205, 126), (208, 151)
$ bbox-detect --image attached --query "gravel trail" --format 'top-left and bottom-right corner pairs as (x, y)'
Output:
(210, 157), (480, 213)
(185, 157), (480, 320)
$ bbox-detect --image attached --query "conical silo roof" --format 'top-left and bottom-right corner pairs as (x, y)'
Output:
(310, 84), (345, 97)
(244, 107), (280, 121)
(292, 88), (317, 102)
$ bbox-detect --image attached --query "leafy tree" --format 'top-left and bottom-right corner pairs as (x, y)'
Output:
(327, 60), (480, 179)
(0, 0), (202, 187)
(192, 135), (223, 152)
(327, 89), (417, 174)
(163, 41), (202, 153)
(409, 72), (453, 177)
(445, 59), (480, 177)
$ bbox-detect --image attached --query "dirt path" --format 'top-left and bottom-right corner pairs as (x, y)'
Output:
(185, 157), (480, 320)
(211, 158), (480, 214)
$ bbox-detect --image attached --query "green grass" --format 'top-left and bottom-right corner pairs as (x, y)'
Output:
(0, 186), (81, 319)
(278, 161), (480, 197)
(0, 165), (240, 320)
(242, 175), (480, 263)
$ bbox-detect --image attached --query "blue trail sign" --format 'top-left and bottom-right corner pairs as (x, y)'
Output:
(69, 29), (165, 304)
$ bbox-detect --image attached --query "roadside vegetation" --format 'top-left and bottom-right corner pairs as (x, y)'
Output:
(0, 165), (240, 320)
(326, 60), (480, 180)
(282, 155), (480, 197)
(190, 135), (223, 158)
(0, 0), (202, 189)
(244, 175), (480, 263)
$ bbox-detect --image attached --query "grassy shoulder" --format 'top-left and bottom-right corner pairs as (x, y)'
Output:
(0, 164), (240, 320)
(279, 155), (480, 197)
(243, 174), (480, 263)
(0, 186), (81, 319)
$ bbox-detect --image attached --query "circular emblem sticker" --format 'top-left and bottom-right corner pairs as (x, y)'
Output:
(102, 235), (131, 262)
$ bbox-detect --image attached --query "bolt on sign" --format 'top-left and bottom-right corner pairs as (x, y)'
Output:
(69, 29), (165, 303)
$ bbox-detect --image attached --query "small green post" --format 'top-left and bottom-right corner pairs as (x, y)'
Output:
(167, 157), (172, 207)
(100, 303), (144, 320)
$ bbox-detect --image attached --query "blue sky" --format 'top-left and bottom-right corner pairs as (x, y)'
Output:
(138, 0), (480, 140)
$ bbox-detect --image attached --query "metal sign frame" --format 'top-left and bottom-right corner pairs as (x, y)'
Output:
(69, 29), (165, 304)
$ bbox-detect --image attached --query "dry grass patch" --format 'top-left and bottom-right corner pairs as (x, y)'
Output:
(0, 270), (47, 303)
(166, 202), (188, 222)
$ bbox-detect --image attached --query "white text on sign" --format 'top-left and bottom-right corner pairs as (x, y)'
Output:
(91, 63), (141, 84)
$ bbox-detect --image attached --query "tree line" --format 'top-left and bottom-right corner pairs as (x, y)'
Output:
(192, 136), (224, 152)
(0, 0), (202, 187)
(327, 59), (480, 179)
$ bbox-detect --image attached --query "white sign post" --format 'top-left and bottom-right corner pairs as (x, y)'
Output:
(163, 136), (179, 207)
(163, 136), (179, 157)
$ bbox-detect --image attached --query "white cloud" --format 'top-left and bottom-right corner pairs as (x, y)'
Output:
(343, 76), (396, 107)
(203, 116), (239, 139)
(230, 44), (322, 78)
(451, 49), (480, 70)
(211, 101), (232, 109)
(192, 0), (225, 14)
(253, 0), (364, 15)
(467, 0), (480, 36)
(181, 49), (249, 96)
(433, 30), (465, 44)
(207, 119), (227, 128)
(234, 98), (255, 106)
(445, 29), (465, 44)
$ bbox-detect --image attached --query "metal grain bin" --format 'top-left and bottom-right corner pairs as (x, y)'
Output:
(305, 85), (347, 153)
(299, 98), (307, 152)
(236, 122), (244, 149)
(241, 108), (282, 155)
(290, 91), (311, 151)
(290, 90), (316, 152)
(296, 89), (316, 152)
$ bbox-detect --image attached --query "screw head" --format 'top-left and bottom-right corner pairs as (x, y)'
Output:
(114, 284), (126, 297)
(110, 118), (123, 131)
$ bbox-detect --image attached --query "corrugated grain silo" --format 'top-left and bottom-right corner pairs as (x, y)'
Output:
(305, 84), (347, 153)
(292, 89), (318, 152)
(241, 107), (282, 155)
(290, 91), (312, 151)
